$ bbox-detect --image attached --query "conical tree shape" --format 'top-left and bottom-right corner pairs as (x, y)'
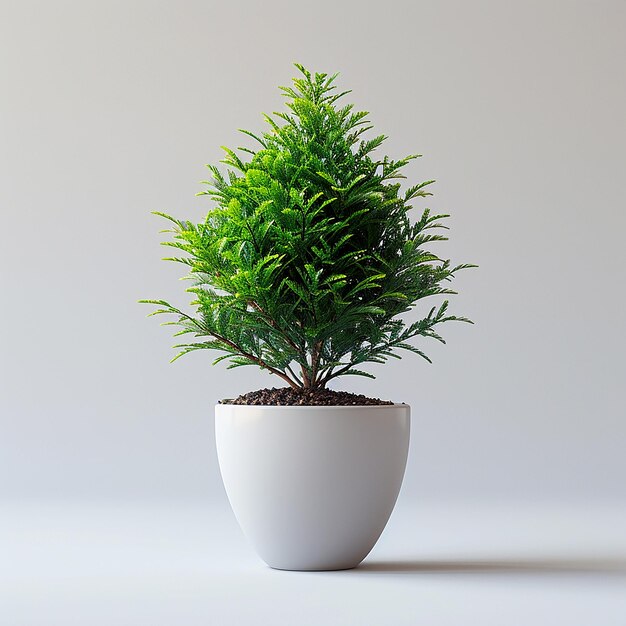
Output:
(142, 65), (474, 390)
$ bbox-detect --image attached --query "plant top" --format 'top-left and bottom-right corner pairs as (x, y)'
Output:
(141, 64), (474, 391)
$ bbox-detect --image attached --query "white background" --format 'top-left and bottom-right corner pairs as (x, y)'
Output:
(1, 1), (625, 623)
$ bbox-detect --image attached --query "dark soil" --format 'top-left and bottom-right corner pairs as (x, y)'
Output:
(221, 387), (394, 406)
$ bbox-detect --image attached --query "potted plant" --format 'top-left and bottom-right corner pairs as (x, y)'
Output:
(142, 65), (474, 571)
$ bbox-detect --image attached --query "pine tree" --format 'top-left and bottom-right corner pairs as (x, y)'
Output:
(141, 65), (474, 390)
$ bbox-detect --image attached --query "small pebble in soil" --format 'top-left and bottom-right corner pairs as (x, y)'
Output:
(220, 387), (394, 406)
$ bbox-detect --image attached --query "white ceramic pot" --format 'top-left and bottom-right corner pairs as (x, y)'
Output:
(215, 403), (410, 571)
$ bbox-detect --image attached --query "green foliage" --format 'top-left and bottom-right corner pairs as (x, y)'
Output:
(141, 64), (475, 390)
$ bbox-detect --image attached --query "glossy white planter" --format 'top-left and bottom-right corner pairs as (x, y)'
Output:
(215, 404), (410, 571)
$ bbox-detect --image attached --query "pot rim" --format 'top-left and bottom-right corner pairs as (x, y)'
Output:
(216, 402), (409, 409)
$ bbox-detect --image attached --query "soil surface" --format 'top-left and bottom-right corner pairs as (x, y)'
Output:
(221, 387), (394, 406)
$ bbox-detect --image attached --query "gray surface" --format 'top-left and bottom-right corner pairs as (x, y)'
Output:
(3, 498), (626, 625)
